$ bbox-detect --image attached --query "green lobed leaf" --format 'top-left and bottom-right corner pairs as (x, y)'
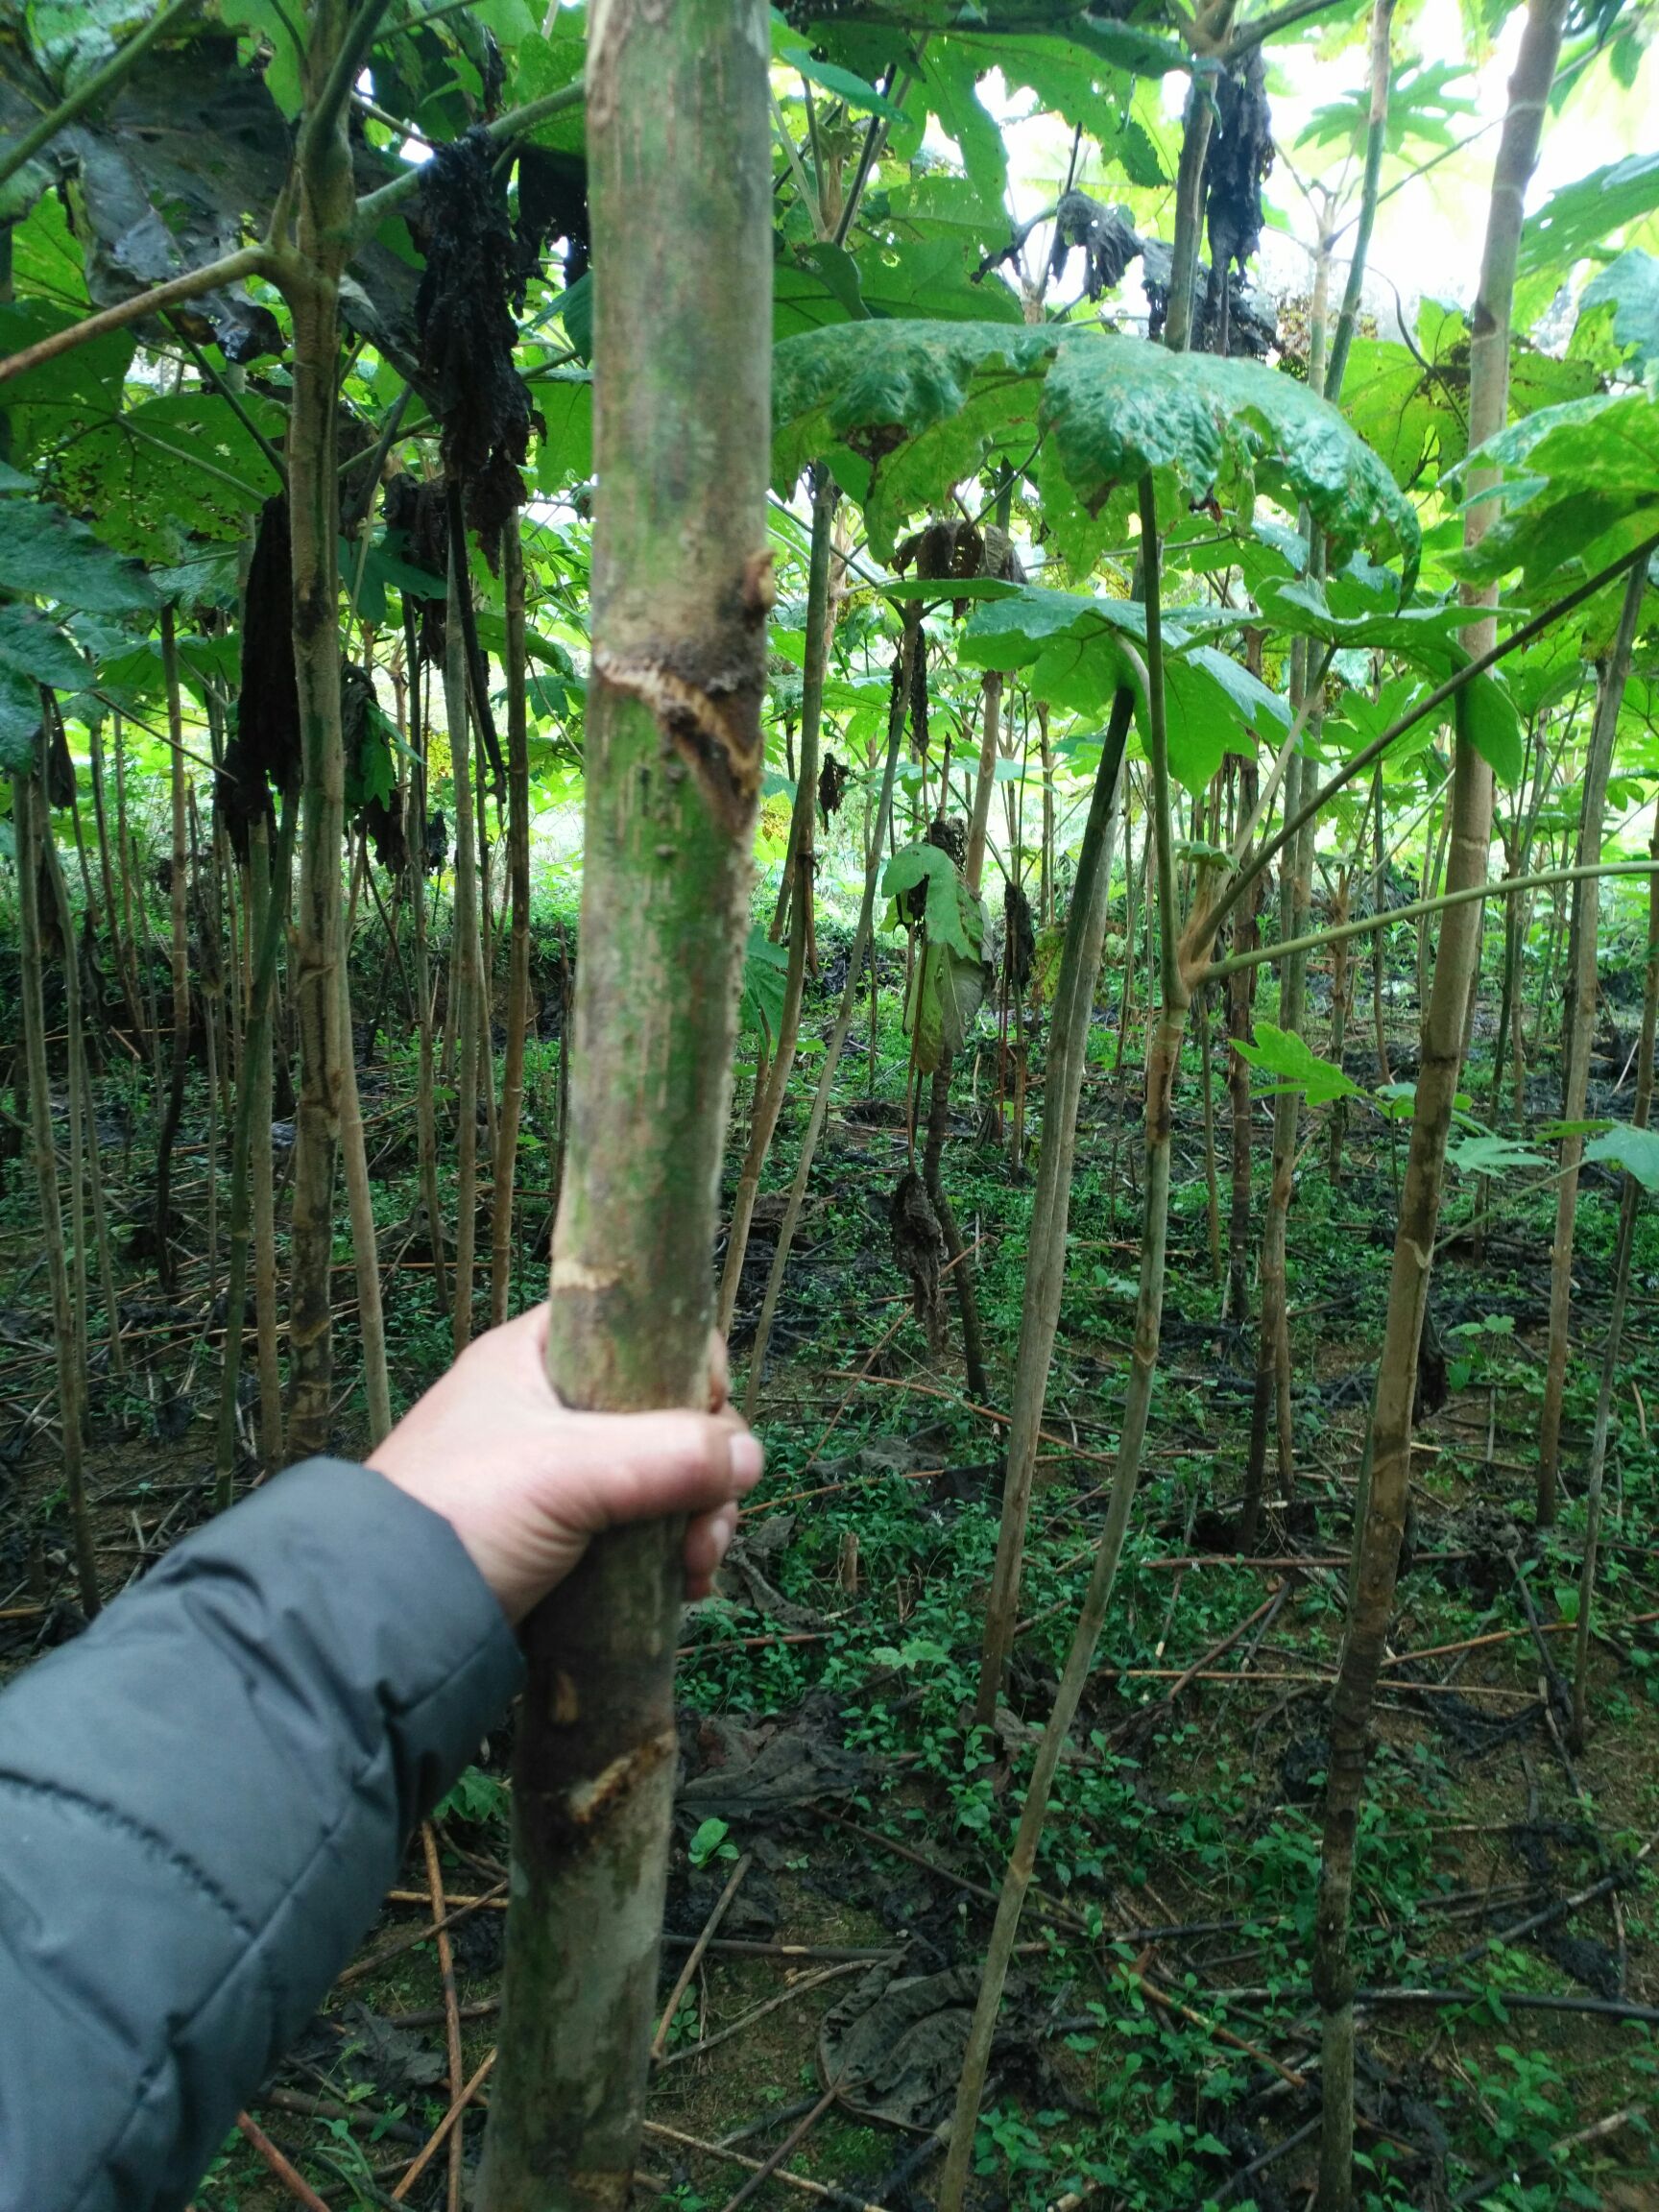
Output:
(0, 669), (43, 772)
(1235, 1022), (1360, 1106)
(1446, 1134), (1549, 1176)
(774, 322), (1418, 583)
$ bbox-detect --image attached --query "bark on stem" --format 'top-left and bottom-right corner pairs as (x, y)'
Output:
(743, 620), (917, 1416)
(1310, 9), (1569, 2201)
(1322, 0), (1396, 406)
(284, 2), (358, 1458)
(216, 794), (298, 1511)
(447, 539), (484, 1357)
(1536, 559), (1643, 1522)
(974, 687), (1132, 1724)
(478, 3), (772, 2200)
(13, 766), (100, 1618)
(938, 482), (1186, 2212)
(716, 468), (835, 1333)
(492, 515), (533, 1326)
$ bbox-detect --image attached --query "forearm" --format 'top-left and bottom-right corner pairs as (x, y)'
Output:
(0, 1459), (522, 2212)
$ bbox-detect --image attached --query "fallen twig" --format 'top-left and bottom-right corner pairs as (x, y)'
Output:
(658, 1958), (879, 2070)
(642, 2119), (889, 2211)
(234, 2112), (333, 2212)
(391, 2051), (495, 2203)
(653, 1851), (753, 2057)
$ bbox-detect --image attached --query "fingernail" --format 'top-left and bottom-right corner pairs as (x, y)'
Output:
(730, 1433), (763, 1488)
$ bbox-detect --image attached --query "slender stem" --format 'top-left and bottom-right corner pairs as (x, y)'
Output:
(937, 494), (1185, 2212)
(0, 245), (274, 385)
(1202, 531), (1659, 951)
(1322, 0), (1395, 405)
(1207, 857), (1658, 985)
(354, 80), (587, 232)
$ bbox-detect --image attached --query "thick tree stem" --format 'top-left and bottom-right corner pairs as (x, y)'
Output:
(1310, 8), (1568, 2200)
(479, 2), (772, 2200)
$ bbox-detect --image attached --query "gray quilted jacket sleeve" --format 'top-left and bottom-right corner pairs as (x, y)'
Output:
(0, 1456), (524, 2212)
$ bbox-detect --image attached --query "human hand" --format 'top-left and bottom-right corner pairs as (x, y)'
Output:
(371, 1306), (762, 1623)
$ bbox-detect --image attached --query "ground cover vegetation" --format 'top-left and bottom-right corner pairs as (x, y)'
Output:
(1, 0), (1658, 2204)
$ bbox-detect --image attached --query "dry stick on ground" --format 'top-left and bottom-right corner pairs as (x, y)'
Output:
(656, 1958), (878, 2071)
(651, 1851), (753, 2058)
(716, 2075), (845, 2212)
(336, 1879), (509, 1987)
(1451, 2103), (1647, 2208)
(393, 2052), (497, 2204)
(234, 2111), (334, 2212)
(640, 2122), (888, 2212)
(1309, 10), (1569, 2200)
(421, 1824), (467, 2212)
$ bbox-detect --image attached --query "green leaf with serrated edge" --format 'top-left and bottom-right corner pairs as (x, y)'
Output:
(960, 585), (1286, 792)
(881, 843), (976, 955)
(920, 45), (1007, 209)
(1579, 251), (1659, 376)
(781, 48), (906, 118)
(0, 499), (156, 613)
(1260, 574), (1525, 788)
(1235, 1023), (1360, 1106)
(1584, 1122), (1659, 1193)
(1040, 334), (1420, 586)
(0, 604), (90, 691)
(0, 667), (43, 772)
(1521, 150), (1659, 282)
(772, 321), (1058, 547)
(1454, 388), (1659, 589)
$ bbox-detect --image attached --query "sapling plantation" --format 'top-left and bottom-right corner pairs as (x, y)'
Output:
(3, 1), (1659, 2207)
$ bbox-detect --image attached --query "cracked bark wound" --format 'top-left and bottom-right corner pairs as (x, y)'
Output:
(478, 2), (772, 2202)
